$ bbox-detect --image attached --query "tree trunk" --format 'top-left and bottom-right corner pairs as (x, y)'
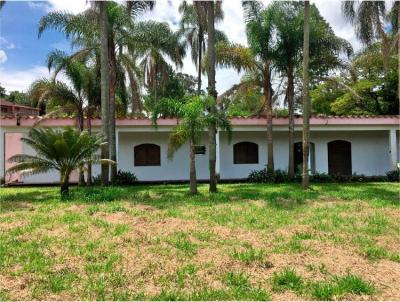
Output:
(127, 68), (142, 113)
(287, 66), (295, 179)
(60, 173), (70, 197)
(86, 110), (92, 186)
(100, 1), (110, 186)
(189, 139), (198, 194)
(398, 1), (400, 109)
(264, 68), (274, 173)
(109, 37), (117, 183)
(302, 0), (311, 190)
(197, 28), (203, 95)
(77, 110), (86, 185)
(206, 1), (218, 193)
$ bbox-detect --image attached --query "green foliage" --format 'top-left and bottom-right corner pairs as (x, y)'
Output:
(271, 268), (303, 292)
(231, 246), (266, 264)
(248, 169), (394, 183)
(386, 169), (399, 182)
(6, 127), (107, 195)
(112, 170), (138, 185)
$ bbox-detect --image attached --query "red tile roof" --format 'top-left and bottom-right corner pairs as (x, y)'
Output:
(0, 114), (398, 127)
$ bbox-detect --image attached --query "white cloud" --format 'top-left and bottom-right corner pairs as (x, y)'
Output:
(0, 37), (16, 50)
(0, 66), (50, 93)
(0, 50), (7, 64)
(28, 0), (88, 14)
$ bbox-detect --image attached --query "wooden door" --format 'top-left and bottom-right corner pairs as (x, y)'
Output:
(328, 140), (352, 175)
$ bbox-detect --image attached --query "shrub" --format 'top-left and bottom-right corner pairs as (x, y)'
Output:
(386, 169), (399, 182)
(92, 170), (138, 185)
(247, 169), (299, 183)
(113, 170), (138, 185)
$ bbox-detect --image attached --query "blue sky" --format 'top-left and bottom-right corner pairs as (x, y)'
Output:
(0, 0), (361, 94)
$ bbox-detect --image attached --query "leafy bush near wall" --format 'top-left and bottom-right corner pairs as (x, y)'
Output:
(386, 169), (399, 182)
(92, 170), (138, 185)
(248, 168), (396, 183)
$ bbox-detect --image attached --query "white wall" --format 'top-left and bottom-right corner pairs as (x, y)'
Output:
(219, 130), (393, 179)
(118, 131), (209, 181)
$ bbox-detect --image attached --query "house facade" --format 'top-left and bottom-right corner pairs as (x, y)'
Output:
(1, 115), (399, 184)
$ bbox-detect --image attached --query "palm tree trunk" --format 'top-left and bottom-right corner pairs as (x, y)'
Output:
(86, 109), (92, 186)
(127, 68), (142, 113)
(109, 37), (117, 183)
(189, 139), (198, 194)
(287, 66), (295, 179)
(398, 2), (400, 107)
(100, 1), (110, 186)
(78, 109), (85, 185)
(197, 28), (203, 95)
(264, 68), (274, 173)
(60, 173), (70, 197)
(207, 1), (218, 193)
(302, 0), (311, 190)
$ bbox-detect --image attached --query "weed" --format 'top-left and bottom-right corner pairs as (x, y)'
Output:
(271, 268), (303, 292)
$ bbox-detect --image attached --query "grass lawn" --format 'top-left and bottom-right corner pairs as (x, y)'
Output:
(0, 182), (399, 300)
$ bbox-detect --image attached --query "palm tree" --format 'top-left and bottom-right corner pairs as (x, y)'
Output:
(342, 1), (392, 71)
(99, 1), (110, 186)
(205, 0), (218, 192)
(178, 1), (225, 95)
(302, 1), (311, 189)
(6, 127), (110, 196)
(38, 1), (183, 183)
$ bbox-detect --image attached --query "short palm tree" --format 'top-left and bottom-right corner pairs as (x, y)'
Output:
(6, 127), (111, 196)
(167, 96), (231, 195)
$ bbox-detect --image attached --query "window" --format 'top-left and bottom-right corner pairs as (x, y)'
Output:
(134, 144), (161, 166)
(233, 142), (259, 164)
(194, 146), (206, 155)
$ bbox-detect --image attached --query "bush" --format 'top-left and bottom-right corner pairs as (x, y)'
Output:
(92, 170), (138, 185)
(386, 169), (399, 182)
(114, 170), (138, 185)
(248, 169), (393, 183)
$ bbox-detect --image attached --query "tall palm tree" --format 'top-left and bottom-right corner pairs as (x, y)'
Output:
(302, 1), (311, 189)
(205, 0), (218, 192)
(178, 1), (225, 95)
(38, 1), (184, 183)
(342, 1), (392, 70)
(6, 127), (109, 196)
(99, 1), (110, 186)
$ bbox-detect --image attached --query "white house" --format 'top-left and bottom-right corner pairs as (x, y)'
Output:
(1, 115), (399, 184)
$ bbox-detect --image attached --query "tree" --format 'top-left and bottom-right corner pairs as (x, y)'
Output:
(6, 127), (109, 196)
(178, 1), (225, 95)
(0, 84), (7, 97)
(206, 1), (218, 193)
(166, 96), (231, 195)
(99, 1), (110, 186)
(342, 1), (393, 71)
(302, 1), (311, 189)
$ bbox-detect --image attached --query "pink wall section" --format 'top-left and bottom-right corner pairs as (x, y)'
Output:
(5, 133), (23, 183)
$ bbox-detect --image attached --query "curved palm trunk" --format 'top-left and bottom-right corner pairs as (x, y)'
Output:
(100, 1), (110, 186)
(287, 66), (295, 179)
(302, 0), (311, 189)
(264, 68), (274, 173)
(207, 1), (218, 193)
(189, 139), (198, 194)
(197, 28), (203, 95)
(109, 38), (117, 183)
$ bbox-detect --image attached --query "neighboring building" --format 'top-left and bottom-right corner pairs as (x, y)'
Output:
(0, 115), (399, 184)
(0, 99), (39, 116)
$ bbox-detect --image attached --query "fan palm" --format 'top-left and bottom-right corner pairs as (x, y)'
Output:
(6, 127), (111, 196)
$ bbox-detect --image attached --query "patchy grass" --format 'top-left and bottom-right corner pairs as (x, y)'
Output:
(0, 182), (399, 300)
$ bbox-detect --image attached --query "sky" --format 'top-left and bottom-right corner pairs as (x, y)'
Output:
(0, 0), (362, 95)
